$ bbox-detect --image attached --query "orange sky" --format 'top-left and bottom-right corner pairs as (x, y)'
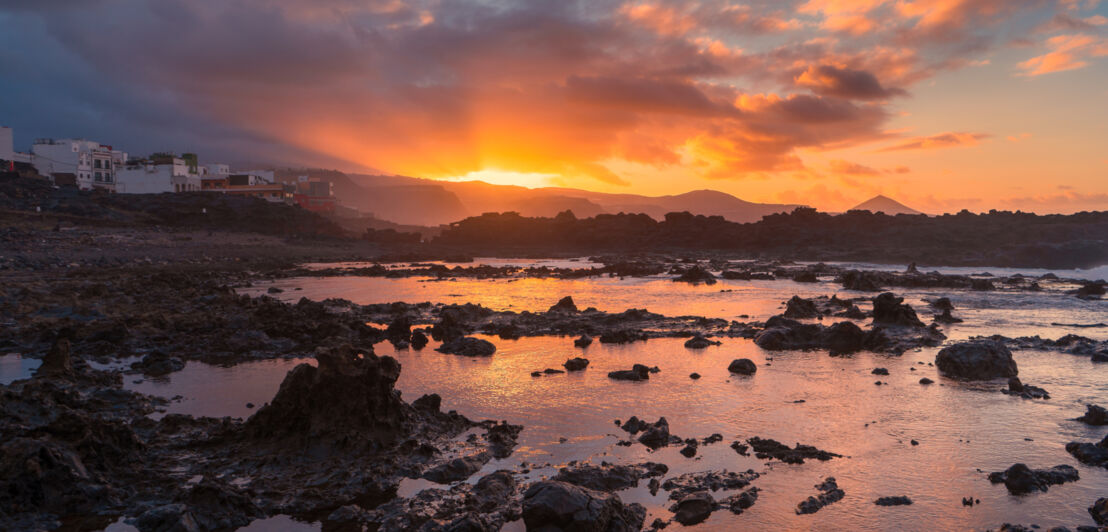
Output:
(2, 0), (1106, 213)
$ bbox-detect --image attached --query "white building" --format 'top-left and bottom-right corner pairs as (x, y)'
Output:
(31, 138), (124, 191)
(114, 162), (174, 194)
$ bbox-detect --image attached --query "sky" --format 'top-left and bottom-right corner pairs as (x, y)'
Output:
(1, 0), (1106, 213)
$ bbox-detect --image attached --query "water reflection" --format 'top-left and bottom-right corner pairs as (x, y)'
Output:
(129, 334), (1108, 530)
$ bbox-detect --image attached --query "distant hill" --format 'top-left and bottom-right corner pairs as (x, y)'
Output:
(850, 195), (921, 215)
(343, 173), (802, 224)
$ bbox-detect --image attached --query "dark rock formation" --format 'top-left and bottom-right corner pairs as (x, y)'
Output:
(747, 437), (841, 464)
(1077, 404), (1108, 425)
(727, 358), (757, 375)
(574, 335), (593, 348)
(684, 334), (721, 349)
(671, 491), (715, 525)
(436, 337), (497, 357)
(549, 296), (579, 313)
(130, 351), (186, 377)
(1002, 377), (1049, 399)
(552, 463), (668, 492)
(935, 340), (1018, 380)
(37, 338), (75, 378)
(1065, 434), (1108, 468)
(637, 418), (672, 449)
(784, 296), (820, 319)
(522, 481), (645, 531)
(875, 496), (912, 506)
(987, 464), (1079, 494)
(563, 357), (590, 371)
(872, 292), (924, 327)
(674, 266), (717, 285)
(243, 345), (410, 450)
(660, 470), (760, 501)
(796, 477), (844, 514)
(1091, 497), (1108, 525)
(423, 453), (491, 484)
(608, 364), (651, 381)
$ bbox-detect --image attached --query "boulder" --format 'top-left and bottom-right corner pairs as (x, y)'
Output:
(987, 464), (1079, 494)
(522, 481), (646, 532)
(875, 496), (912, 506)
(637, 418), (671, 449)
(1091, 497), (1108, 525)
(727, 359), (757, 375)
(608, 364), (651, 381)
(784, 296), (820, 319)
(795, 477), (844, 515)
(548, 296), (579, 313)
(872, 292), (924, 327)
(935, 340), (1018, 380)
(673, 266), (717, 285)
(574, 335), (593, 348)
(563, 357), (590, 371)
(671, 491), (715, 525)
(1077, 405), (1108, 425)
(36, 338), (74, 377)
(437, 337), (496, 357)
(684, 334), (720, 349)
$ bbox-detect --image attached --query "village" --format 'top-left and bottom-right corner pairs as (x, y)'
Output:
(0, 125), (337, 213)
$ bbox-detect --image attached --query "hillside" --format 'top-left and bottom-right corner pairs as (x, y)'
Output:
(851, 195), (922, 215)
(341, 173), (800, 224)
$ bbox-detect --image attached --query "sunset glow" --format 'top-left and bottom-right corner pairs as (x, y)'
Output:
(1, 0), (1106, 212)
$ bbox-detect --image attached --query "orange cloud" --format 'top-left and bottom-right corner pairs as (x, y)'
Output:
(879, 132), (988, 151)
(1018, 34), (1108, 76)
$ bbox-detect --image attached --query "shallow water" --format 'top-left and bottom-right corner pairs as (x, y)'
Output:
(6, 265), (1107, 530)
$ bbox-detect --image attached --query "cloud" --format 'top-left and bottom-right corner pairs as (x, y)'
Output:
(829, 159), (882, 176)
(1018, 34), (1108, 76)
(0, 0), (1092, 190)
(878, 131), (989, 151)
(795, 64), (908, 100)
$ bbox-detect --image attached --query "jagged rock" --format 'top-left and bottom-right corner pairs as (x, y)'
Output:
(243, 345), (409, 449)
(987, 464), (1079, 494)
(722, 487), (759, 514)
(684, 334), (720, 349)
(671, 491), (715, 525)
(599, 330), (645, 344)
(637, 418), (671, 449)
(747, 437), (841, 464)
(1077, 405), (1108, 425)
(608, 364), (651, 381)
(486, 421), (523, 459)
(935, 340), (1018, 380)
(727, 359), (757, 375)
(1002, 377), (1049, 399)
(37, 338), (74, 377)
(522, 481), (646, 531)
(661, 470), (760, 501)
(784, 296), (820, 319)
(549, 296), (579, 313)
(674, 266), (717, 285)
(563, 357), (590, 371)
(437, 337), (497, 357)
(841, 270), (883, 291)
(872, 292), (924, 327)
(1091, 497), (1108, 525)
(552, 463), (668, 492)
(796, 477), (844, 514)
(423, 453), (491, 484)
(1065, 434), (1108, 467)
(413, 393), (442, 412)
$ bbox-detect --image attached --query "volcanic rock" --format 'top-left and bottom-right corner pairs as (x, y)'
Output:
(935, 340), (1018, 380)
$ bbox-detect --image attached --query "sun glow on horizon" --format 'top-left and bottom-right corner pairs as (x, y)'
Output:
(440, 169), (560, 189)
